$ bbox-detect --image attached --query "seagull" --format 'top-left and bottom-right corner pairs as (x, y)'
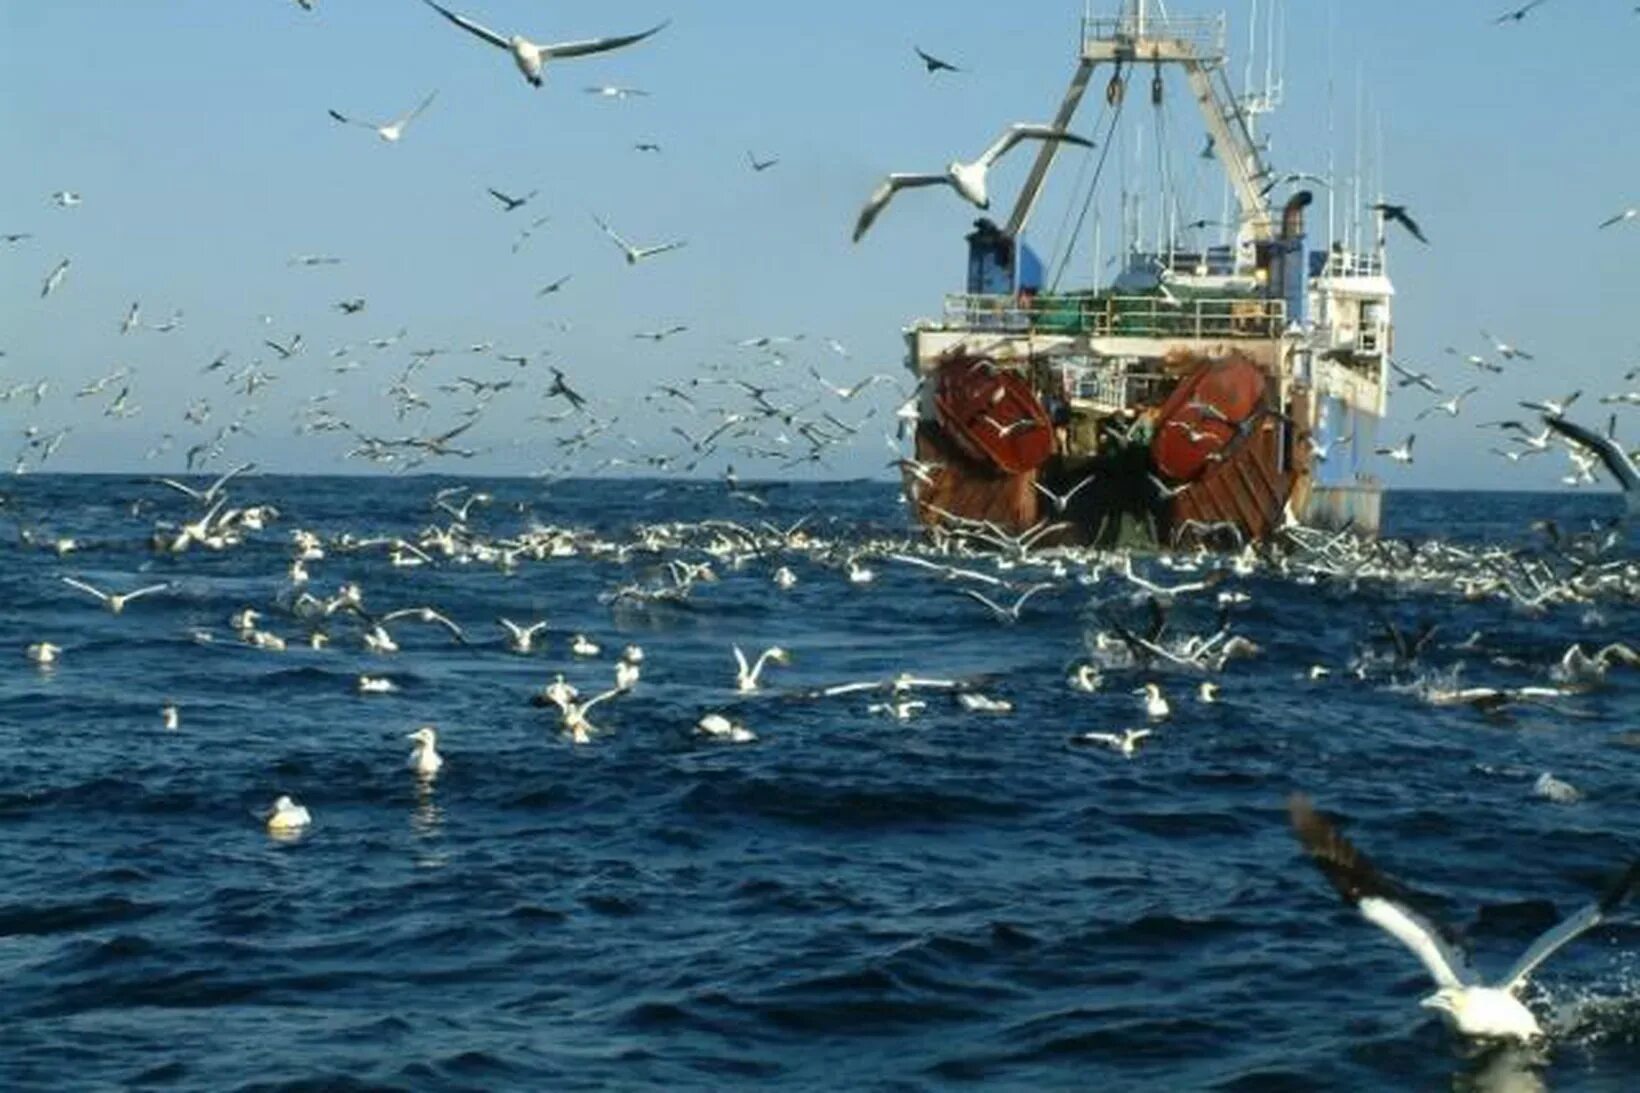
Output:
(853, 124), (1096, 242)
(747, 151), (779, 172)
(957, 582), (1055, 624)
(266, 795), (312, 833)
(591, 213), (686, 265)
(1494, 0), (1550, 24)
(328, 90), (438, 142)
(406, 726), (443, 778)
(1388, 358), (1441, 393)
(584, 85), (649, 99)
(1371, 202), (1428, 245)
(1541, 414), (1639, 514)
(1416, 387), (1479, 421)
(734, 645), (790, 692)
(1598, 207), (1637, 230)
(1520, 391), (1580, 417)
(552, 686), (625, 744)
(1481, 330), (1534, 361)
(696, 713), (756, 744)
(1033, 475), (1097, 513)
(50, 191), (82, 208)
(487, 187), (538, 212)
(1069, 728), (1151, 757)
(61, 576), (169, 614)
(418, 1), (668, 89)
(914, 46), (960, 73)
(498, 617), (549, 653)
(536, 274), (573, 297)
(41, 258), (69, 298)
(1288, 793), (1638, 1042)
(1375, 435), (1415, 464)
(1135, 682), (1170, 720)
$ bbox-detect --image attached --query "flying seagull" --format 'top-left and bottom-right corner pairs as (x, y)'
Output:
(418, 0), (668, 89)
(328, 90), (438, 142)
(1541, 413), (1639, 515)
(914, 46), (960, 73)
(1494, 0), (1550, 24)
(487, 187), (537, 212)
(41, 258), (69, 298)
(1288, 794), (1638, 1042)
(1372, 202), (1428, 244)
(591, 213), (686, 265)
(1598, 207), (1637, 230)
(747, 151), (779, 172)
(853, 124), (1095, 242)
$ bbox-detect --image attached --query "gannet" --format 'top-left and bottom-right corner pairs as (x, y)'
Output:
(1134, 682), (1170, 720)
(591, 214), (686, 265)
(845, 557), (875, 584)
(498, 617), (549, 654)
(266, 795), (312, 833)
(957, 692), (1013, 713)
(614, 658), (641, 691)
(328, 90), (438, 142)
(853, 125), (1095, 242)
(26, 641), (61, 666)
(1068, 664), (1103, 692)
(733, 645), (789, 692)
(161, 702), (179, 730)
(420, 1), (668, 89)
(540, 674), (578, 708)
(41, 258), (70, 297)
(1532, 772), (1581, 804)
(245, 630), (287, 652)
(1198, 681), (1220, 704)
(958, 582), (1055, 624)
(696, 713), (756, 743)
(1540, 414), (1639, 515)
(772, 566), (798, 589)
(406, 726), (443, 777)
(358, 675), (398, 694)
(1070, 728), (1151, 757)
(60, 576), (170, 614)
(554, 687), (623, 744)
(570, 633), (601, 657)
(621, 644), (645, 664)
(868, 697), (927, 721)
(1288, 794), (1639, 1042)
(363, 625), (399, 654)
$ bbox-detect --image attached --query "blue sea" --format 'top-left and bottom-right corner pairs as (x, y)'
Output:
(1, 477), (1637, 1091)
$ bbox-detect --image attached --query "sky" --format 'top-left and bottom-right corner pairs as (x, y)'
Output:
(0, 0), (1636, 488)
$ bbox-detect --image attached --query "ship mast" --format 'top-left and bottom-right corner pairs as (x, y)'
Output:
(1006, 1), (1275, 247)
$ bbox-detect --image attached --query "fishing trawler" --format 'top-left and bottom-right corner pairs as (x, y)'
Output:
(897, 0), (1392, 547)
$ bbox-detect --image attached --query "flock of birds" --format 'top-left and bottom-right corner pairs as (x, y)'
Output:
(10, 456), (1640, 1048)
(4, 0), (1639, 1062)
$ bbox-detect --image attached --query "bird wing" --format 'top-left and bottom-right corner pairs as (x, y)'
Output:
(1287, 794), (1474, 990)
(1542, 415), (1640, 496)
(544, 21), (668, 59)
(634, 240), (686, 259)
(420, 0), (509, 49)
(732, 644), (749, 677)
(154, 476), (207, 501)
(123, 583), (171, 603)
(977, 124), (1094, 169)
(591, 213), (633, 252)
(488, 187), (518, 206)
(328, 108), (368, 128)
(958, 588), (1005, 617)
(580, 687), (626, 714)
(1502, 862), (1639, 992)
(395, 89), (439, 128)
(852, 174), (946, 242)
(61, 576), (110, 602)
(1013, 583), (1055, 613)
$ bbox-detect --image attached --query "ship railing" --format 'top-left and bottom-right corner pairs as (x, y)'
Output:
(1083, 13), (1226, 56)
(942, 294), (1286, 340)
(1316, 251), (1384, 279)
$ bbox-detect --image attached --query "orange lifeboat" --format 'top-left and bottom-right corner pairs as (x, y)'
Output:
(932, 355), (1053, 475)
(1150, 355), (1267, 482)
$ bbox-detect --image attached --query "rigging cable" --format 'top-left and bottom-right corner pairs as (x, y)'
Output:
(1050, 84), (1127, 293)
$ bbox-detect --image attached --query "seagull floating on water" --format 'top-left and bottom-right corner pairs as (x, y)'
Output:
(419, 0), (668, 89)
(1288, 793), (1638, 1043)
(266, 795), (312, 833)
(696, 713), (756, 743)
(26, 641), (61, 666)
(853, 125), (1095, 242)
(734, 644), (789, 692)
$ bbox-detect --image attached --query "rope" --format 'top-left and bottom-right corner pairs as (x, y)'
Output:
(1051, 87), (1126, 292)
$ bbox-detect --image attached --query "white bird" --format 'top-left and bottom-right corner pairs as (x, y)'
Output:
(50, 191), (81, 208)
(1197, 681), (1220, 704)
(1070, 728), (1151, 757)
(614, 658), (641, 691)
(1597, 207), (1637, 230)
(696, 713), (757, 743)
(1375, 435), (1415, 464)
(61, 576), (169, 614)
(1068, 664), (1103, 692)
(570, 633), (601, 658)
(1532, 772), (1582, 804)
(1519, 391), (1581, 417)
(41, 258), (69, 298)
(772, 565), (798, 589)
(585, 85), (649, 99)
(1134, 682), (1170, 720)
(591, 213), (686, 265)
(957, 691), (1013, 713)
(846, 557), (875, 584)
(419, 0), (667, 88)
(1289, 794), (1639, 1043)
(498, 617), (549, 654)
(734, 645), (790, 692)
(161, 702), (179, 730)
(358, 675), (399, 694)
(1415, 386), (1479, 421)
(406, 726), (444, 777)
(554, 687), (624, 744)
(328, 90), (438, 142)
(853, 124), (1095, 242)
(957, 582), (1054, 624)
(1541, 414), (1639, 514)
(26, 641), (61, 666)
(266, 795), (312, 833)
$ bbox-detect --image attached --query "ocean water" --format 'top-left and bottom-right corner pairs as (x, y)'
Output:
(1, 476), (1637, 1092)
